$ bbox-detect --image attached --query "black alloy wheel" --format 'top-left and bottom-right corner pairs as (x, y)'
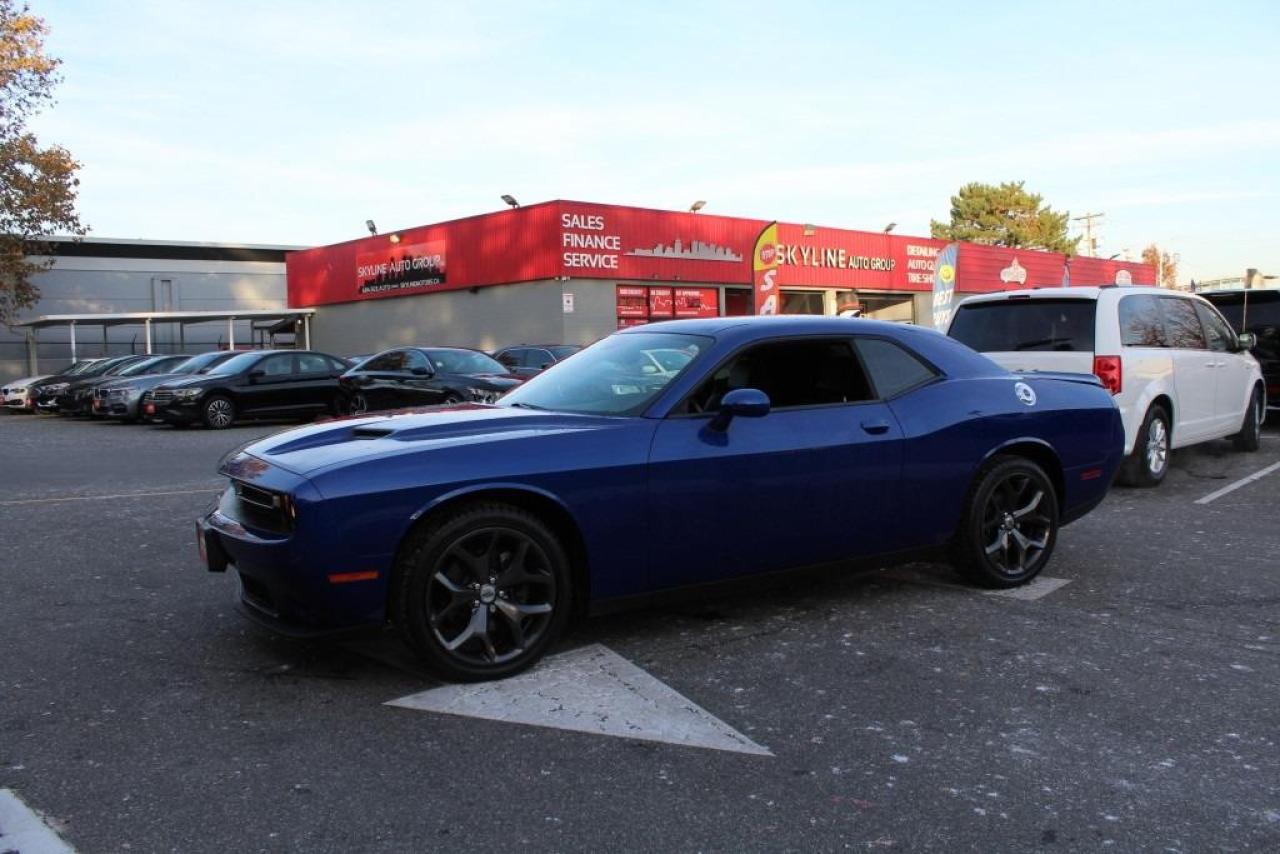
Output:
(348, 392), (369, 415)
(394, 503), (571, 681)
(202, 395), (236, 430)
(953, 456), (1059, 588)
(1232, 387), (1263, 452)
(441, 392), (465, 405)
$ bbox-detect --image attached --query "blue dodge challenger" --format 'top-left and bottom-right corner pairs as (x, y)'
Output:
(199, 316), (1125, 681)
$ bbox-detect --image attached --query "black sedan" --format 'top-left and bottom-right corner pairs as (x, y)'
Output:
(35, 355), (149, 412)
(493, 344), (583, 377)
(340, 347), (524, 414)
(147, 350), (351, 429)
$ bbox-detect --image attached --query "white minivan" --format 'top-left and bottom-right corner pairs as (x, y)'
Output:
(948, 286), (1265, 487)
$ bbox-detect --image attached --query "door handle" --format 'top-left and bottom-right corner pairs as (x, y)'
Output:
(860, 419), (891, 435)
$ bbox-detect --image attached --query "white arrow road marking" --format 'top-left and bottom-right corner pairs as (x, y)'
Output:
(0, 789), (75, 854)
(985, 576), (1073, 601)
(1194, 461), (1280, 505)
(386, 643), (772, 756)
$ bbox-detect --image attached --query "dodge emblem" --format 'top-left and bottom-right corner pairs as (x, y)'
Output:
(1014, 382), (1037, 406)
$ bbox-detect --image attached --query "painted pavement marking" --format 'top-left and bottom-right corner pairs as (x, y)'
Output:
(0, 487), (220, 507)
(1194, 461), (1280, 505)
(386, 643), (772, 756)
(0, 789), (75, 854)
(984, 576), (1073, 601)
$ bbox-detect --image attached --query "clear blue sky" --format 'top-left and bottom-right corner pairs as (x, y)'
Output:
(31, 0), (1280, 283)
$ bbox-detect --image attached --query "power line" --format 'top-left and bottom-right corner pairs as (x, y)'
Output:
(1071, 212), (1105, 257)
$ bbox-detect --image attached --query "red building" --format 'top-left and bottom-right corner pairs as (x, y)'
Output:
(287, 200), (1155, 355)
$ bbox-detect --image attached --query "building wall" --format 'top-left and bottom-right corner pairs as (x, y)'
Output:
(2, 254), (286, 381)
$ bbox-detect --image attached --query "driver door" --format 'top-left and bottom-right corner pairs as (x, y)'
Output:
(645, 337), (904, 592)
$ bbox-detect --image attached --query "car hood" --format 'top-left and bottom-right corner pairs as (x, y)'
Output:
(154, 374), (219, 390)
(233, 404), (632, 479)
(105, 372), (186, 391)
(3, 375), (49, 388)
(440, 372), (524, 388)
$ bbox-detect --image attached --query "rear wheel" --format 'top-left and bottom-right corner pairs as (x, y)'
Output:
(348, 392), (369, 415)
(202, 395), (236, 429)
(393, 503), (571, 682)
(1232, 387), (1262, 452)
(952, 456), (1059, 588)
(1119, 405), (1169, 487)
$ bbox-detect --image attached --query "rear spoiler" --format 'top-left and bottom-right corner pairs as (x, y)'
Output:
(1013, 370), (1103, 387)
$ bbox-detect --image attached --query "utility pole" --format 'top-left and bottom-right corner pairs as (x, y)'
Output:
(1072, 212), (1105, 257)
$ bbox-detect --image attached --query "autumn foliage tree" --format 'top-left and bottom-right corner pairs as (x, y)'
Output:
(931, 181), (1079, 255)
(1141, 244), (1178, 288)
(1, 0), (84, 325)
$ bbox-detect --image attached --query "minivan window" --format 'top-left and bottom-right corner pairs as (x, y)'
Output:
(948, 299), (1096, 352)
(1118, 294), (1168, 347)
(1159, 298), (1206, 349)
(1194, 302), (1236, 353)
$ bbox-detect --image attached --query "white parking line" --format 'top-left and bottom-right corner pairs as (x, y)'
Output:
(0, 487), (220, 507)
(1194, 461), (1280, 505)
(387, 643), (772, 756)
(0, 789), (75, 853)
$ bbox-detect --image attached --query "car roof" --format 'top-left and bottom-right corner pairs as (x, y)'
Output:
(629, 314), (914, 337)
(958, 286), (1205, 305)
(1202, 289), (1280, 302)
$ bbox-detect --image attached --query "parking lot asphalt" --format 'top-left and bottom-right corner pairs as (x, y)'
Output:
(2, 412), (1279, 853)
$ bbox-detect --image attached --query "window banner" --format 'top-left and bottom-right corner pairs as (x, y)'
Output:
(931, 242), (959, 330)
(752, 221), (780, 315)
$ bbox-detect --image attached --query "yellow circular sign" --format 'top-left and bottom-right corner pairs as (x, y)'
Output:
(939, 264), (956, 284)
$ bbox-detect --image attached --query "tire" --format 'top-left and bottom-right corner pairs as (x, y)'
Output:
(442, 392), (465, 405)
(202, 395), (236, 430)
(393, 502), (572, 682)
(1118, 405), (1170, 488)
(1232, 387), (1262, 453)
(952, 456), (1059, 589)
(349, 392), (369, 415)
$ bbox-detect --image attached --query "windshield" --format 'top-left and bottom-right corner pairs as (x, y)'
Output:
(205, 351), (266, 376)
(548, 345), (582, 360)
(949, 299), (1096, 353)
(499, 332), (711, 416)
(425, 349), (507, 375)
(64, 360), (100, 376)
(171, 351), (233, 374)
(647, 348), (694, 372)
(118, 356), (178, 376)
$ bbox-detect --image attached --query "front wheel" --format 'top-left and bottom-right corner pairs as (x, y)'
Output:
(952, 457), (1059, 589)
(393, 503), (572, 682)
(348, 392), (369, 415)
(202, 395), (236, 429)
(1119, 405), (1170, 487)
(1232, 387), (1263, 452)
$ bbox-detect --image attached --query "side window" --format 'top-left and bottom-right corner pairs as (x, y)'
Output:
(496, 349), (522, 369)
(403, 350), (431, 372)
(1193, 302), (1235, 353)
(685, 339), (873, 412)
(297, 353), (330, 374)
(1119, 295), (1168, 347)
(853, 338), (939, 398)
(327, 356), (349, 372)
(1160, 298), (1206, 349)
(259, 353), (294, 377)
(364, 350), (406, 372)
(524, 349), (554, 369)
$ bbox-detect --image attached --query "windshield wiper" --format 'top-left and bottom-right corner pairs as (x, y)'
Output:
(1013, 337), (1075, 351)
(507, 402), (546, 410)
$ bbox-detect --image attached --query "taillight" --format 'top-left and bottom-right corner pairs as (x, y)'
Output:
(1093, 355), (1122, 395)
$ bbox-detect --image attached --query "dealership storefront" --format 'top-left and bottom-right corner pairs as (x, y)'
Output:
(287, 201), (1155, 356)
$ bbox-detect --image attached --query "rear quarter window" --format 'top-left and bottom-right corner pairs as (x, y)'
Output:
(948, 299), (1096, 353)
(1118, 294), (1169, 347)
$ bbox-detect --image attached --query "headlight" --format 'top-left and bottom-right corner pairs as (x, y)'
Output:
(466, 387), (500, 404)
(175, 388), (203, 400)
(11, 387), (25, 395)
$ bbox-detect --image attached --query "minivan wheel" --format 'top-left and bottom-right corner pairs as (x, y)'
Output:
(952, 456), (1059, 589)
(1119, 405), (1169, 488)
(1232, 387), (1263, 452)
(393, 502), (571, 682)
(202, 395), (236, 430)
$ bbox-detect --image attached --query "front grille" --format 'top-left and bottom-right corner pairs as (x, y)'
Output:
(106, 388), (128, 400)
(227, 480), (294, 535)
(150, 390), (174, 404)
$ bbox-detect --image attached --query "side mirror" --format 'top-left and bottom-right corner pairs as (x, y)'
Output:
(247, 369), (265, 382)
(1238, 332), (1257, 351)
(410, 366), (431, 376)
(540, 362), (554, 370)
(709, 388), (771, 432)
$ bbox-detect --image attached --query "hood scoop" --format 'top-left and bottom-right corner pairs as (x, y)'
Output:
(351, 425), (394, 440)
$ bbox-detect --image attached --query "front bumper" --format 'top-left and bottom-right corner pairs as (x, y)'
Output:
(197, 483), (386, 636)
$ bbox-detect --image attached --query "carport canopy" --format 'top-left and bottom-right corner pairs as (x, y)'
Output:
(14, 308), (316, 371)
